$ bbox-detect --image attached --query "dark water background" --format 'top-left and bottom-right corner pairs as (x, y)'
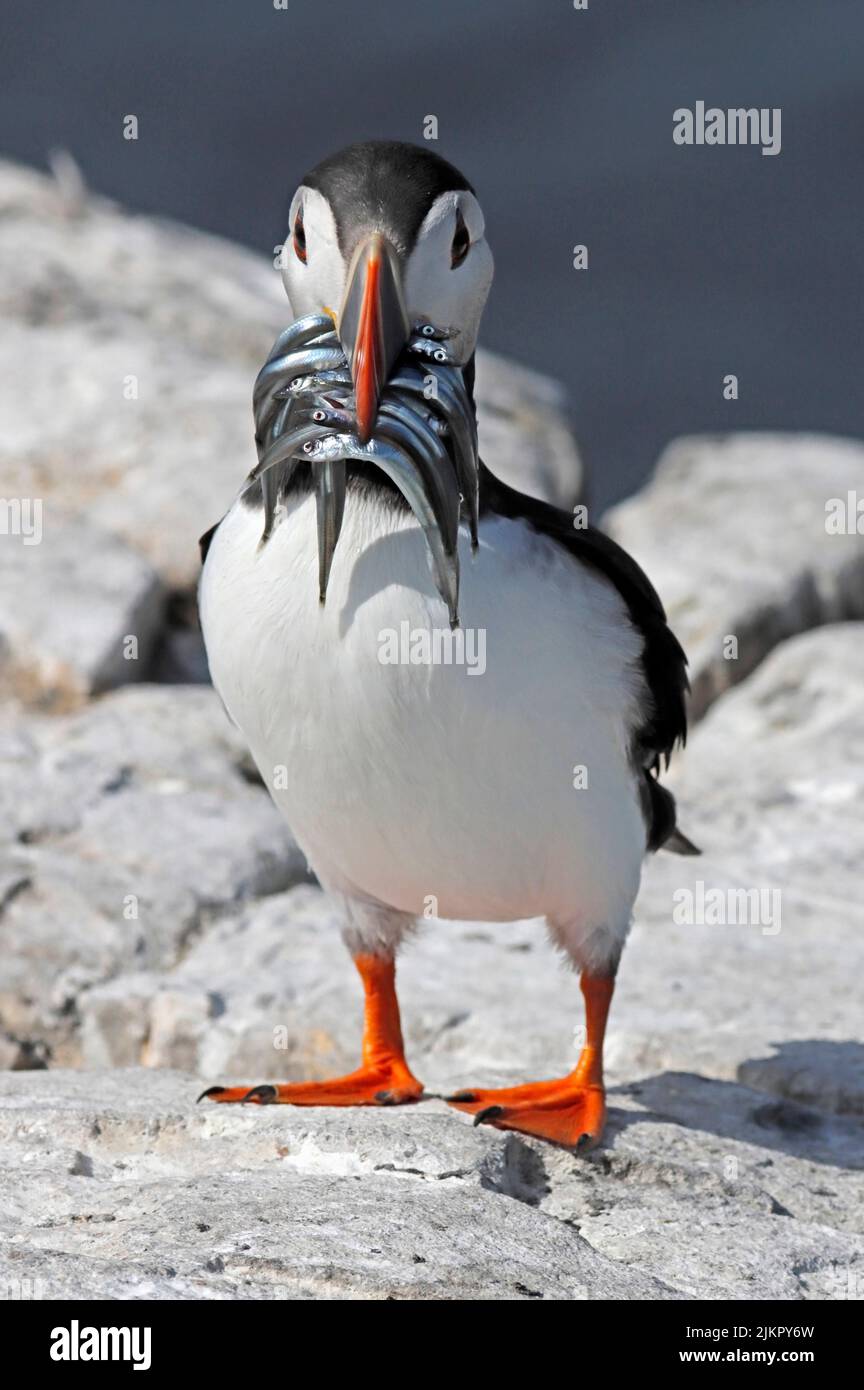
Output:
(1, 0), (861, 508)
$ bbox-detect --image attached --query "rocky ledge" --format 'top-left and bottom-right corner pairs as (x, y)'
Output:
(0, 159), (862, 1300)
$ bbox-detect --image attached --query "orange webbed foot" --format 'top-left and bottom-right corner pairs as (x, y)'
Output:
(199, 951), (424, 1109)
(446, 1077), (606, 1149)
(447, 971), (616, 1148)
(198, 1060), (424, 1108)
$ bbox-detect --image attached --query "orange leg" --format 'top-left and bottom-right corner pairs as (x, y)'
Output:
(447, 971), (614, 1149)
(199, 954), (423, 1106)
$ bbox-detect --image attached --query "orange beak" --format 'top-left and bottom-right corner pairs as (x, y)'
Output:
(338, 233), (409, 444)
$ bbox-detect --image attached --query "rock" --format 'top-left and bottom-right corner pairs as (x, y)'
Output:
(78, 885), (580, 1085)
(79, 975), (161, 1071)
(0, 1031), (48, 1071)
(0, 162), (285, 363)
(0, 1068), (678, 1301)
(0, 310), (258, 597)
(618, 625), (864, 1100)
(738, 1043), (864, 1121)
(604, 434), (864, 716)
(474, 350), (582, 508)
(0, 1066), (860, 1300)
(0, 512), (165, 711)
(0, 685), (306, 1062)
(540, 1074), (864, 1300)
(0, 158), (582, 708)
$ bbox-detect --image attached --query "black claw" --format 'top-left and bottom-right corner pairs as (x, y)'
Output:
(576, 1132), (594, 1151)
(197, 1086), (226, 1103)
(375, 1090), (395, 1105)
(445, 1091), (477, 1104)
(242, 1085), (277, 1104)
(474, 1105), (504, 1127)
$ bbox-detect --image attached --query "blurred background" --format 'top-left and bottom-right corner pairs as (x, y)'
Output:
(1, 0), (861, 509)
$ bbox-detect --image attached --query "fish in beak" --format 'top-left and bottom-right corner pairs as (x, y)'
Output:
(250, 280), (479, 625)
(338, 233), (410, 443)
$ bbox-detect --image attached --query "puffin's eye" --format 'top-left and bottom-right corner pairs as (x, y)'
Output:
(450, 208), (470, 268)
(293, 208), (307, 264)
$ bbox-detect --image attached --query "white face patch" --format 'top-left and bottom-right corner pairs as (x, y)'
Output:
(403, 190), (494, 363)
(280, 184), (493, 366)
(281, 186), (346, 320)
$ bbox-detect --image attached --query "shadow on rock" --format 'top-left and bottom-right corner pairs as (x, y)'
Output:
(605, 1058), (864, 1169)
(737, 1039), (864, 1121)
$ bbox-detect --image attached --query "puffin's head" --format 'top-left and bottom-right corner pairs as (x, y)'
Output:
(281, 140), (494, 441)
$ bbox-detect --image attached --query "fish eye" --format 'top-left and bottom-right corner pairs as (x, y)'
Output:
(450, 208), (470, 269)
(293, 207), (307, 264)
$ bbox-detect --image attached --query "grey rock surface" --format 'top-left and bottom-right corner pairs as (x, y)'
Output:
(604, 434), (864, 716)
(0, 511), (165, 712)
(0, 1065), (859, 1301)
(0, 685), (306, 1063)
(620, 624), (864, 1097)
(0, 1069), (678, 1302)
(474, 349), (582, 508)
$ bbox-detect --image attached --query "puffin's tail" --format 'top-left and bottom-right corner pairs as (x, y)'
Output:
(663, 826), (701, 856)
(643, 771), (701, 855)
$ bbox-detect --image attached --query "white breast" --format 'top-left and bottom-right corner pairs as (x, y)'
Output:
(199, 484), (649, 941)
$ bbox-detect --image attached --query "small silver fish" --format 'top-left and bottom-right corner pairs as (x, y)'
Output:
(250, 419), (340, 543)
(272, 368), (354, 403)
(413, 322), (457, 342)
(314, 456), (347, 603)
(265, 312), (336, 361)
(253, 345), (347, 435)
(250, 317), (476, 623)
(387, 369), (479, 545)
(306, 432), (460, 625)
(376, 400), (460, 555)
(407, 336), (455, 365)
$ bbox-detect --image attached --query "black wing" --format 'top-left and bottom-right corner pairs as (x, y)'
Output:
(479, 461), (696, 853)
(199, 521), (220, 565)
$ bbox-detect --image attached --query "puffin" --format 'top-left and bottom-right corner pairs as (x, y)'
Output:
(197, 140), (695, 1148)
